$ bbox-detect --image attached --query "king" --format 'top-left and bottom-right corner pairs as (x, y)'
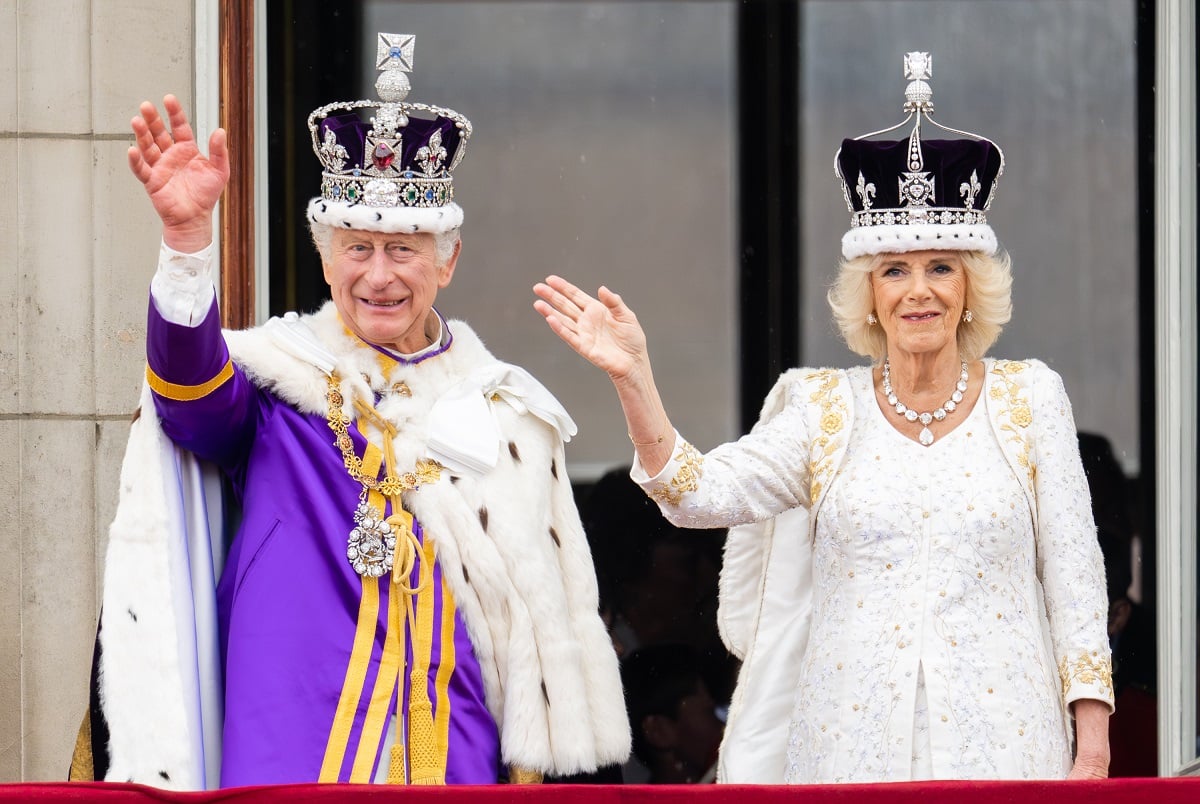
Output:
(71, 32), (630, 789)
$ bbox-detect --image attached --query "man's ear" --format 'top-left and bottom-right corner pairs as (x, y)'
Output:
(438, 239), (462, 288)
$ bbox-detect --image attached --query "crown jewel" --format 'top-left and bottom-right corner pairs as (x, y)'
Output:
(835, 52), (1005, 259)
(306, 32), (472, 234)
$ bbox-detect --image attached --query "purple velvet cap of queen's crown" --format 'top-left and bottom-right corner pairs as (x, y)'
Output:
(836, 52), (1005, 260)
(306, 32), (472, 235)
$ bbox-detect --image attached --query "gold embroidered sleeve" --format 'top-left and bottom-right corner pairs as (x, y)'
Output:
(648, 441), (704, 507)
(1058, 652), (1114, 703)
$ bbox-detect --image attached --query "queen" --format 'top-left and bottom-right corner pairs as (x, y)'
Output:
(534, 51), (1112, 783)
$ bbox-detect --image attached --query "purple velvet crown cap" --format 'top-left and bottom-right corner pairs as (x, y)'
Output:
(837, 137), (1002, 214)
(318, 112), (466, 184)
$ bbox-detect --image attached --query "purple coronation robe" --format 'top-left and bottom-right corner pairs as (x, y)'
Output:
(146, 298), (501, 786)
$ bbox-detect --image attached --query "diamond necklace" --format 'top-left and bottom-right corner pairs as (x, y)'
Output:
(881, 358), (969, 446)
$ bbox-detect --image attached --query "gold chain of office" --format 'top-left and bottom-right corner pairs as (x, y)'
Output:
(325, 375), (442, 495)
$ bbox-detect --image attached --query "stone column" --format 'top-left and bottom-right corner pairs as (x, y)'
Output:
(1, 0), (196, 781)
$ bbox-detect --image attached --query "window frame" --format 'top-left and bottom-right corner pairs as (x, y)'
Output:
(1154, 0), (1199, 777)
(210, 0), (1200, 776)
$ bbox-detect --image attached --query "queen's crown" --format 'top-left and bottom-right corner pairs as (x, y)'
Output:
(834, 52), (1006, 259)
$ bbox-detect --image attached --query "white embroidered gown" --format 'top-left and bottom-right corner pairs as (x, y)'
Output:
(633, 360), (1112, 783)
(784, 369), (1070, 782)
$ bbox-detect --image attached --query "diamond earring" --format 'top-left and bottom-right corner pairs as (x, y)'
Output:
(963, 309), (974, 323)
(867, 312), (878, 325)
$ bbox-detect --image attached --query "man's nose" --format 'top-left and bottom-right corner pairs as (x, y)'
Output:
(364, 254), (394, 287)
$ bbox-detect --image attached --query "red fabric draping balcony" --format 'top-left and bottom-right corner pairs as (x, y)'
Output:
(0, 780), (1197, 803)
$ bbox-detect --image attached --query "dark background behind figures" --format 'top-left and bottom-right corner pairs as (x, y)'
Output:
(1078, 431), (1156, 777)
(580, 468), (735, 783)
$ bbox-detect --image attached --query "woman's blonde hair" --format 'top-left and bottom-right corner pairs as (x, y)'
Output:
(827, 249), (1013, 363)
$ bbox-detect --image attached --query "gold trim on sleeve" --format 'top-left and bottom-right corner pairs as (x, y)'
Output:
(1058, 652), (1114, 700)
(145, 359), (234, 401)
(649, 441), (703, 506)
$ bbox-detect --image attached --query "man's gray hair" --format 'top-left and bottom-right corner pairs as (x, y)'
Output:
(308, 220), (461, 266)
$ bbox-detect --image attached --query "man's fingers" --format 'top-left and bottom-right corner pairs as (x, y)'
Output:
(136, 101), (168, 147)
(131, 116), (161, 165)
(127, 146), (151, 184)
(165, 95), (197, 145)
(207, 128), (230, 177)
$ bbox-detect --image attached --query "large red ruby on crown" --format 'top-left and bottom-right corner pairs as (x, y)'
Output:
(372, 142), (395, 170)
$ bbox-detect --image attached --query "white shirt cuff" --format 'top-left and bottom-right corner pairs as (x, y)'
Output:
(150, 240), (217, 327)
(629, 430), (683, 483)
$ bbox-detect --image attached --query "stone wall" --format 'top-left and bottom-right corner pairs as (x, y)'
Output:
(0, 0), (195, 781)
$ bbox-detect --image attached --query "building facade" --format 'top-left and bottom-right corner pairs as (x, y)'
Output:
(1, 0), (1196, 782)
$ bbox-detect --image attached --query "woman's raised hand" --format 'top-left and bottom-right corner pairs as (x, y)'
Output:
(533, 276), (649, 383)
(128, 94), (230, 253)
(534, 275), (673, 474)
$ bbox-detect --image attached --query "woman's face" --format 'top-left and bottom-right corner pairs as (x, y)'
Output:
(870, 250), (968, 360)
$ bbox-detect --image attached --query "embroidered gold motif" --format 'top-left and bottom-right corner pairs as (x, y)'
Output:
(989, 361), (1034, 483)
(649, 441), (703, 506)
(805, 370), (849, 505)
(1058, 652), (1114, 700)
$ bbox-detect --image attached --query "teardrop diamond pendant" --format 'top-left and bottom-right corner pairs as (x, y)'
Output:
(918, 424), (935, 447)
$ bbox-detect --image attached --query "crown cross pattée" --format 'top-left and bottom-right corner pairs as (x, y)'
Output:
(377, 33), (415, 73)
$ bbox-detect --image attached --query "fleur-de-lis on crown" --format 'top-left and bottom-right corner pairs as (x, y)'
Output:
(856, 172), (877, 211)
(960, 170), (982, 208)
(319, 128), (349, 172)
(415, 129), (448, 177)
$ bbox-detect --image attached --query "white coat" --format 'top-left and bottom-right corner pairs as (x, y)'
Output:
(633, 359), (1113, 783)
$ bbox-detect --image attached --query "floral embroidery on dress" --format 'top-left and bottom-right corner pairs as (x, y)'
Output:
(806, 370), (848, 505)
(649, 441), (703, 506)
(1058, 652), (1114, 700)
(989, 361), (1035, 484)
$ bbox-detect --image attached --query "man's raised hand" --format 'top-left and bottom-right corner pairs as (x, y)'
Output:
(128, 94), (230, 253)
